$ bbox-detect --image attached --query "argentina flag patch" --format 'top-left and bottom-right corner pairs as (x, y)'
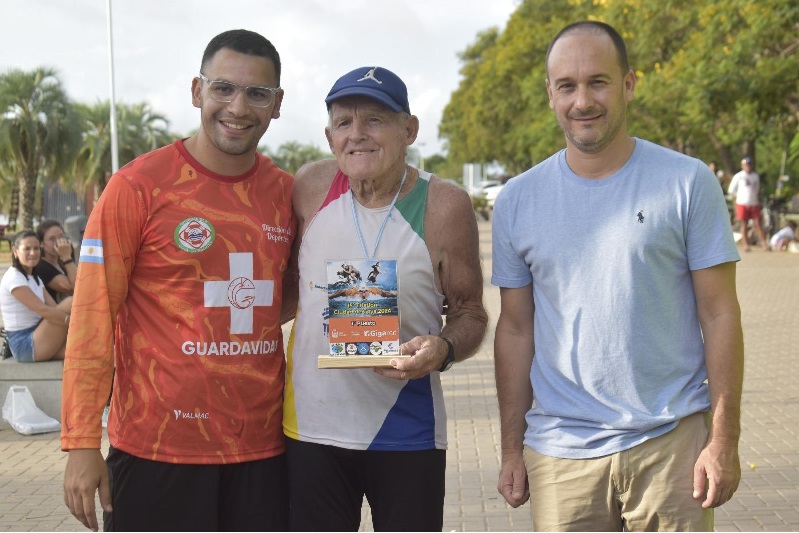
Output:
(79, 239), (104, 264)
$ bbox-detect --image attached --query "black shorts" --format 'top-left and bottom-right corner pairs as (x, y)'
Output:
(104, 446), (288, 531)
(285, 437), (445, 532)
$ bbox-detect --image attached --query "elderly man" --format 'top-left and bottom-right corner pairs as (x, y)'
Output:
(283, 66), (487, 531)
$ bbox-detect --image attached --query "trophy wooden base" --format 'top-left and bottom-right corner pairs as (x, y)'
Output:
(318, 355), (411, 369)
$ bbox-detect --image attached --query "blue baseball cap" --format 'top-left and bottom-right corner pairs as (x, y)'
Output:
(325, 66), (411, 114)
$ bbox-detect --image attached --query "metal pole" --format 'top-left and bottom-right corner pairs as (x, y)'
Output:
(106, 0), (120, 173)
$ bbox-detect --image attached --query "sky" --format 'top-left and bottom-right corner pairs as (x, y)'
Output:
(3, 0), (519, 158)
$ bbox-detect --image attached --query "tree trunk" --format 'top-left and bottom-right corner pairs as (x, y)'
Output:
(743, 140), (756, 167)
(17, 168), (37, 231)
(708, 132), (736, 182)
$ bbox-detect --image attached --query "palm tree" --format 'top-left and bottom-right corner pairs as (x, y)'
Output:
(70, 100), (112, 194)
(72, 100), (174, 196)
(0, 158), (18, 221)
(119, 102), (173, 163)
(263, 141), (331, 175)
(0, 67), (82, 230)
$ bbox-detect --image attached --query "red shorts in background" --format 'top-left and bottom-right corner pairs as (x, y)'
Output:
(736, 204), (761, 221)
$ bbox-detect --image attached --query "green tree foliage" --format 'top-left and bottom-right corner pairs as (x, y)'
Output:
(440, 0), (598, 174)
(441, 0), (799, 192)
(613, 0), (799, 187)
(262, 141), (331, 175)
(0, 68), (82, 229)
(0, 159), (16, 220)
(71, 101), (174, 195)
(421, 153), (450, 177)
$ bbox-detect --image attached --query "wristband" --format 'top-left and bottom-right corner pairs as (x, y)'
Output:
(438, 337), (456, 372)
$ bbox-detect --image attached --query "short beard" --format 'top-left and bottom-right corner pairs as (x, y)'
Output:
(565, 132), (606, 154)
(214, 137), (258, 156)
(561, 110), (626, 155)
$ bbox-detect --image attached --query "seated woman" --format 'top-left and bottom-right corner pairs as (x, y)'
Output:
(0, 230), (72, 362)
(34, 220), (77, 302)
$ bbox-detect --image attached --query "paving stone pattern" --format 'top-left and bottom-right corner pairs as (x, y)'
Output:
(1, 220), (797, 531)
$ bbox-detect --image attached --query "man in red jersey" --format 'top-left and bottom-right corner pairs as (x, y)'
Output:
(62, 29), (295, 531)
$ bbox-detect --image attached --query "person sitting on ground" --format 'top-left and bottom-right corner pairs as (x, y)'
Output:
(769, 221), (798, 251)
(35, 219), (77, 303)
(0, 230), (72, 362)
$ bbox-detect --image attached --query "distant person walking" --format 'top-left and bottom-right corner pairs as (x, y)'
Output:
(728, 156), (769, 251)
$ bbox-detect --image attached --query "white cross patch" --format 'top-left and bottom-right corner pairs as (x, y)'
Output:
(204, 253), (274, 334)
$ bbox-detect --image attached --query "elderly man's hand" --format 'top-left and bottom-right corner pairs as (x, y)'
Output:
(374, 335), (449, 380)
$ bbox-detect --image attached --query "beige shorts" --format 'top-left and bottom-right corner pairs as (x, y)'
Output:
(524, 412), (713, 531)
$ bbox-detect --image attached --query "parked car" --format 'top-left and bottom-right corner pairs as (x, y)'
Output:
(481, 182), (505, 208)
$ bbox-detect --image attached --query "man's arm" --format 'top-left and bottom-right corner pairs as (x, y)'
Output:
(279, 158), (337, 325)
(726, 174), (739, 197)
(494, 285), (535, 507)
(280, 228), (300, 325)
(62, 176), (142, 531)
(691, 261), (743, 508)
(379, 177), (488, 379)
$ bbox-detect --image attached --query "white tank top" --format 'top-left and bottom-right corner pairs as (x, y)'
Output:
(284, 170), (447, 450)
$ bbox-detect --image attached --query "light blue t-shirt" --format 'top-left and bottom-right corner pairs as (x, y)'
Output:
(491, 139), (740, 459)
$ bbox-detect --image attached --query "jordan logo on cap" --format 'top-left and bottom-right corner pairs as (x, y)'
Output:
(357, 67), (383, 84)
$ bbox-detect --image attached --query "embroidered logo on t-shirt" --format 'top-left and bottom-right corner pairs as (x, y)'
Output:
(175, 217), (215, 253)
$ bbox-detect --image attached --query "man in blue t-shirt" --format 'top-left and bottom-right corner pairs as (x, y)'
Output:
(492, 20), (744, 531)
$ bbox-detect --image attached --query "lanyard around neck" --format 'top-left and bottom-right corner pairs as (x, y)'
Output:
(350, 168), (408, 259)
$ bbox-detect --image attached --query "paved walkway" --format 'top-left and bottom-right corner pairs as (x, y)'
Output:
(1, 220), (798, 531)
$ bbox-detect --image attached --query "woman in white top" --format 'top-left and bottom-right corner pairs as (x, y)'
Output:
(0, 230), (72, 362)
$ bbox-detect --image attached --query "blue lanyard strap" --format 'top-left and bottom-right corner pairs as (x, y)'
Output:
(350, 168), (408, 259)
